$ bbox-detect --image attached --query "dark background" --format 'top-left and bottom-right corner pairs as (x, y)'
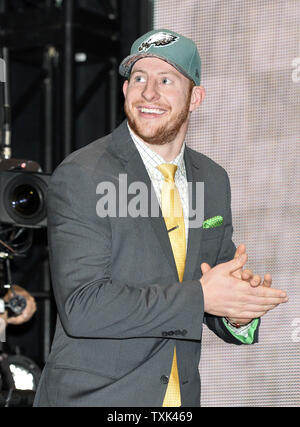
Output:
(0, 0), (153, 370)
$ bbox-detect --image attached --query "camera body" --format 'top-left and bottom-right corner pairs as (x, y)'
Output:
(0, 169), (51, 228)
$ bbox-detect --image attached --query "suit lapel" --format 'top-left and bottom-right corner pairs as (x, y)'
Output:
(183, 147), (204, 281)
(110, 121), (179, 279)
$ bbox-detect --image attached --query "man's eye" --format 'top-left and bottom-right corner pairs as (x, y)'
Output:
(162, 78), (171, 84)
(134, 75), (146, 83)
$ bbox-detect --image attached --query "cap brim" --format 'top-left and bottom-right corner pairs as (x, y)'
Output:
(119, 53), (194, 84)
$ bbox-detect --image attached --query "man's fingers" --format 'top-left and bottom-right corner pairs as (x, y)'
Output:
(227, 253), (248, 273)
(240, 268), (272, 289)
(251, 285), (287, 299)
(263, 273), (272, 288)
(241, 269), (255, 281)
(249, 274), (261, 288)
(241, 269), (261, 287)
(201, 262), (211, 274)
(234, 244), (246, 259)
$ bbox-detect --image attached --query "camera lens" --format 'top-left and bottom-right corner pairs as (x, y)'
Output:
(3, 173), (48, 226)
(10, 184), (41, 217)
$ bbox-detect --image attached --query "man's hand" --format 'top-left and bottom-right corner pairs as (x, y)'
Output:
(225, 245), (273, 325)
(4, 285), (37, 325)
(200, 251), (288, 321)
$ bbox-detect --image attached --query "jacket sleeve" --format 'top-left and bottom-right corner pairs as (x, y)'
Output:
(47, 161), (204, 341)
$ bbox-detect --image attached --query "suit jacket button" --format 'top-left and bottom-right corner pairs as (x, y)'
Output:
(160, 375), (169, 384)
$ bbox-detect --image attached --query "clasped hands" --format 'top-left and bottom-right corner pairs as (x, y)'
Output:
(200, 244), (288, 326)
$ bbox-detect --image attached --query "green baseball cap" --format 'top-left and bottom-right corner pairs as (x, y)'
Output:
(119, 29), (201, 86)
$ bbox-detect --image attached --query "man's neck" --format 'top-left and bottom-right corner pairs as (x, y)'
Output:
(128, 122), (188, 162)
(143, 140), (184, 162)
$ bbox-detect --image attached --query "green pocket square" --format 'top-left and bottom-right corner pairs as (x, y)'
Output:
(202, 215), (224, 229)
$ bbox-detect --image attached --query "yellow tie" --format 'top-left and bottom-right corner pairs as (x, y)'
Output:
(157, 164), (186, 407)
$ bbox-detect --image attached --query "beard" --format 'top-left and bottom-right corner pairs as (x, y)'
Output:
(124, 87), (193, 146)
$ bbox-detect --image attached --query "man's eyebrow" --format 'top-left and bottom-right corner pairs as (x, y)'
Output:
(130, 69), (180, 78)
(157, 71), (178, 76)
(157, 71), (181, 80)
(131, 69), (147, 75)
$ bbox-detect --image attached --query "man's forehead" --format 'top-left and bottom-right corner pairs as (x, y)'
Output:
(131, 56), (184, 77)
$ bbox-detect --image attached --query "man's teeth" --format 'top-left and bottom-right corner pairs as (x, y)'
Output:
(140, 108), (165, 115)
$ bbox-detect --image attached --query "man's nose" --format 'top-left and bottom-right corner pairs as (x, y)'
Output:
(141, 80), (160, 102)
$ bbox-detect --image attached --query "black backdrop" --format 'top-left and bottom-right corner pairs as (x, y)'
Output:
(2, 0), (153, 370)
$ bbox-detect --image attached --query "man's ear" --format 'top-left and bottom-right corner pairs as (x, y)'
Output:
(189, 86), (206, 112)
(123, 80), (129, 97)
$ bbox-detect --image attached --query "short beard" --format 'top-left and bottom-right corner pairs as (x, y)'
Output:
(124, 82), (194, 146)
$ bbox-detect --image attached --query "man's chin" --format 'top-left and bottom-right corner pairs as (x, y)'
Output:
(126, 120), (164, 145)
(126, 110), (189, 146)
(132, 128), (171, 146)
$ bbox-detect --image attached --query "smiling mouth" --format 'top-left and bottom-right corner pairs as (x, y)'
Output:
(138, 106), (167, 116)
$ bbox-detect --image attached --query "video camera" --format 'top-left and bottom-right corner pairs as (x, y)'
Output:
(0, 56), (50, 321)
(0, 57), (50, 229)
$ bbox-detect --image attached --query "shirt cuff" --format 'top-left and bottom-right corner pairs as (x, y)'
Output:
(222, 317), (259, 344)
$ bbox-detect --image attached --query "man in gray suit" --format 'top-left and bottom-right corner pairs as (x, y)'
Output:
(34, 29), (288, 407)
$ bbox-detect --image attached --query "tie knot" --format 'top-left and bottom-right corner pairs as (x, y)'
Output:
(157, 164), (178, 183)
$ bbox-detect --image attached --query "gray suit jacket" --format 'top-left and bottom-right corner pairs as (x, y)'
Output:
(34, 121), (259, 407)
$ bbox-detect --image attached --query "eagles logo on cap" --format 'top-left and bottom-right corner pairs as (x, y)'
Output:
(138, 32), (179, 52)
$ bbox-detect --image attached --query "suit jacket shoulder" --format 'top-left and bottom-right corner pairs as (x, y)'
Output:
(52, 121), (140, 182)
(57, 133), (112, 172)
(185, 145), (229, 180)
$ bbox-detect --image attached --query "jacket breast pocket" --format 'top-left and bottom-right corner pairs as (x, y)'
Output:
(200, 227), (224, 266)
(201, 227), (224, 241)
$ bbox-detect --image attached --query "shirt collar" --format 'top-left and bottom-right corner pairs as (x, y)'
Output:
(127, 123), (186, 179)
